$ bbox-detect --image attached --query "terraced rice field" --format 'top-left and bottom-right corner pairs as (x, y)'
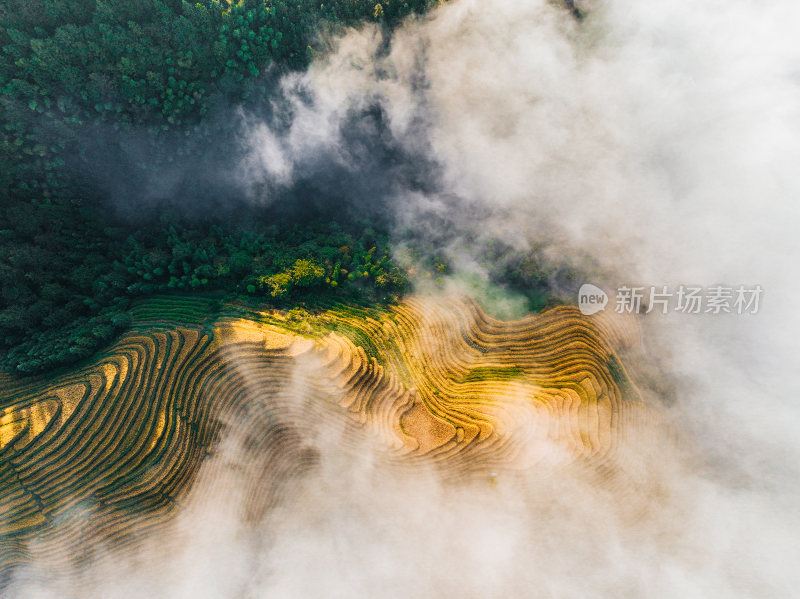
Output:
(0, 294), (650, 580)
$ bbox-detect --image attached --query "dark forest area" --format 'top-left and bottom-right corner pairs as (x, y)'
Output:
(0, 0), (435, 374)
(0, 0), (556, 375)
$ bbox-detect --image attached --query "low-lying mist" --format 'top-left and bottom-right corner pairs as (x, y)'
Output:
(9, 0), (800, 596)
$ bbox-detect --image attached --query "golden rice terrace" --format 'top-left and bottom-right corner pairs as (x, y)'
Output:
(0, 295), (651, 577)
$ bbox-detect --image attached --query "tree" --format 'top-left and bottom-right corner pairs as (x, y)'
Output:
(289, 258), (324, 288)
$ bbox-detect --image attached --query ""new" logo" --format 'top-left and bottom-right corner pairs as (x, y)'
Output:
(578, 284), (608, 315)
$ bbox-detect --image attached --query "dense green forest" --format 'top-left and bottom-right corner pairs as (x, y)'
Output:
(0, 0), (557, 375)
(0, 0), (434, 374)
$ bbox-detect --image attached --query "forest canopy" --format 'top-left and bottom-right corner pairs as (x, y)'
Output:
(0, 0), (434, 374)
(0, 0), (555, 375)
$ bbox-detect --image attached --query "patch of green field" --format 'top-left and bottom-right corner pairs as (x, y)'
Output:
(606, 355), (635, 400)
(128, 295), (223, 329)
(461, 366), (525, 383)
